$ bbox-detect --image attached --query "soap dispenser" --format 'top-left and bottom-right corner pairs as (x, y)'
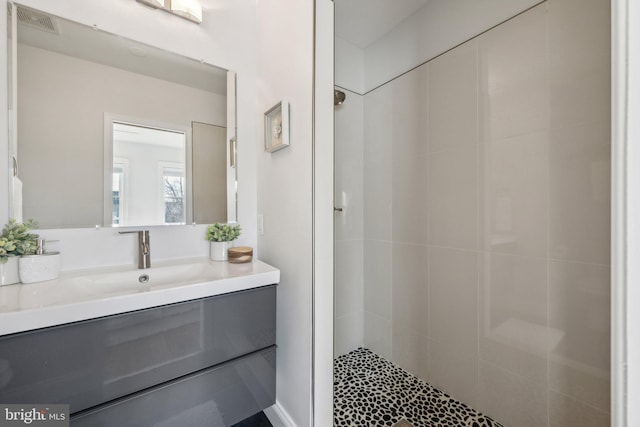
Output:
(19, 239), (61, 284)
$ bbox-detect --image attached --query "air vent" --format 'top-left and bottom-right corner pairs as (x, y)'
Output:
(16, 6), (59, 35)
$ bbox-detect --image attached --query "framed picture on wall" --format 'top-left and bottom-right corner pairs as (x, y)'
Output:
(264, 101), (290, 153)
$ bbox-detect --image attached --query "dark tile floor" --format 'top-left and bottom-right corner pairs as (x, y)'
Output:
(231, 411), (273, 427)
(334, 348), (503, 427)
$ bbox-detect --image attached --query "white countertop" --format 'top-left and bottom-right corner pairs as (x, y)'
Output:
(0, 258), (279, 336)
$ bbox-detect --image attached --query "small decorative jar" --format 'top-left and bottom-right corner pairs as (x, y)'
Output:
(228, 246), (253, 264)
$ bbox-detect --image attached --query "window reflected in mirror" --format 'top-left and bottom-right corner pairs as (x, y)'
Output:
(161, 165), (186, 225)
(109, 122), (188, 227)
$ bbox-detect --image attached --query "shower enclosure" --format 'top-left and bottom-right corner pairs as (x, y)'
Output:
(333, 1), (611, 426)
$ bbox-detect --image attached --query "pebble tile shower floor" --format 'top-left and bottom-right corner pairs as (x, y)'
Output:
(334, 348), (503, 427)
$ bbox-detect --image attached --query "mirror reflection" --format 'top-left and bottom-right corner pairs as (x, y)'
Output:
(13, 5), (236, 228)
(110, 121), (187, 226)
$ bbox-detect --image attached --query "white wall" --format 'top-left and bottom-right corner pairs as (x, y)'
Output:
(1, 0), (258, 270)
(256, 0), (314, 425)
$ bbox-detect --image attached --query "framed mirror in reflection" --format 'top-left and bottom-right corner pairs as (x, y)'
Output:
(11, 5), (237, 228)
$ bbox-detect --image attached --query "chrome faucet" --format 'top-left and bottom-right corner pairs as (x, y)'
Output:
(119, 230), (151, 269)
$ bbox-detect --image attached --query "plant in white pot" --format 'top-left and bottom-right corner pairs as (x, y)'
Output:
(0, 219), (38, 285)
(206, 223), (241, 261)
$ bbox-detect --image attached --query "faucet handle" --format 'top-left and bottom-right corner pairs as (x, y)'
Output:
(118, 230), (149, 241)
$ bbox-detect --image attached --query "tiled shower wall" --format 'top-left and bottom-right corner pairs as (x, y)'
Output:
(335, 1), (611, 426)
(334, 89), (365, 356)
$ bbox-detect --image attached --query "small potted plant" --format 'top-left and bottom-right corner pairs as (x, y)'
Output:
(206, 223), (241, 261)
(0, 219), (38, 285)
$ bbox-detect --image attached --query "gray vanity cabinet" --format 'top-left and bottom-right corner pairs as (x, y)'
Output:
(0, 285), (277, 426)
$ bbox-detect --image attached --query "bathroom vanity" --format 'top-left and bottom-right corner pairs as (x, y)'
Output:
(0, 259), (279, 426)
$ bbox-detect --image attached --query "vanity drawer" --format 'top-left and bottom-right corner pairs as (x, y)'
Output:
(71, 346), (276, 427)
(0, 285), (276, 413)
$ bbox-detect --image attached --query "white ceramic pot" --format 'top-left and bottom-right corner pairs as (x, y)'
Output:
(0, 257), (20, 286)
(210, 241), (230, 261)
(19, 253), (61, 284)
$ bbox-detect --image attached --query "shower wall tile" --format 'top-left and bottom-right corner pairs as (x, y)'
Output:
(479, 253), (548, 385)
(478, 4), (548, 141)
(549, 260), (610, 412)
(477, 361), (548, 427)
(391, 243), (428, 336)
(391, 66), (428, 245)
(480, 131), (548, 257)
(477, 3), (548, 260)
(428, 247), (478, 357)
(392, 329), (428, 380)
(363, 240), (392, 321)
(363, 84), (392, 241)
(548, 122), (611, 264)
(428, 40), (477, 153)
(334, 90), (365, 357)
(428, 339), (478, 408)
(334, 91), (364, 241)
(335, 239), (364, 319)
(428, 145), (478, 250)
(548, 0), (610, 129)
(364, 311), (392, 360)
(549, 391), (610, 427)
(356, 3), (610, 427)
(335, 312), (364, 358)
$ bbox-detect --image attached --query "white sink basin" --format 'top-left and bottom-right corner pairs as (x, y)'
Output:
(0, 258), (279, 336)
(67, 262), (219, 295)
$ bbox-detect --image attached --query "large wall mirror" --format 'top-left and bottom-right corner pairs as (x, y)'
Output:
(8, 4), (237, 229)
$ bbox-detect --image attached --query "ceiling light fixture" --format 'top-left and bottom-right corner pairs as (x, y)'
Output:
(135, 0), (202, 24)
(170, 0), (203, 24)
(137, 0), (166, 8)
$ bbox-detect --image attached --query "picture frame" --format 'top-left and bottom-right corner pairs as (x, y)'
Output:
(264, 101), (290, 153)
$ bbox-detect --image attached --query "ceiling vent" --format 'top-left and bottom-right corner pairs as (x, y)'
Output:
(16, 6), (59, 35)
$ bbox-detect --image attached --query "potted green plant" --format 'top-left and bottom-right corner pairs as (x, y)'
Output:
(0, 219), (38, 285)
(206, 223), (241, 261)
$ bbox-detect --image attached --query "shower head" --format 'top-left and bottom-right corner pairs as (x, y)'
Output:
(334, 89), (346, 106)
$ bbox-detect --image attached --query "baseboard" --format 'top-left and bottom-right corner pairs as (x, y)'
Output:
(264, 401), (297, 427)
